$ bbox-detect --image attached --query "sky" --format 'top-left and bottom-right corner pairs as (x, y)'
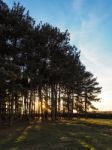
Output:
(5, 0), (112, 111)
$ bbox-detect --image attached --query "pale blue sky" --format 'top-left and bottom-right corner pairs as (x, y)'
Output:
(6, 0), (112, 110)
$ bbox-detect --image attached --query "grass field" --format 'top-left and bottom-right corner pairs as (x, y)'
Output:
(0, 119), (112, 150)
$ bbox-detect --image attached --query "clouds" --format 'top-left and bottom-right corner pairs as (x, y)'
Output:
(71, 0), (112, 110)
(73, 0), (84, 15)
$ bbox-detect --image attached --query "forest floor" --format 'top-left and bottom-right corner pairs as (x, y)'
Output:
(0, 119), (112, 150)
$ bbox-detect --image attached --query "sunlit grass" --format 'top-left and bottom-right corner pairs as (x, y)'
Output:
(78, 139), (95, 150)
(81, 118), (112, 126)
(16, 134), (27, 143)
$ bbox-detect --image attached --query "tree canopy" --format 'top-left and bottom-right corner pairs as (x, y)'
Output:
(0, 0), (101, 124)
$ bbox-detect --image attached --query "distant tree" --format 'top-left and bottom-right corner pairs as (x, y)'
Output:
(82, 71), (102, 118)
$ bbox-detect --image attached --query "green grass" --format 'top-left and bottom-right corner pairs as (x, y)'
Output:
(0, 119), (112, 150)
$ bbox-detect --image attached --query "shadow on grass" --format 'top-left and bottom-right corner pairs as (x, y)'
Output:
(0, 120), (112, 150)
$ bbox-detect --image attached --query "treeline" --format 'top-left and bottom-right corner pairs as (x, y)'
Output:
(0, 0), (101, 125)
(73, 112), (112, 119)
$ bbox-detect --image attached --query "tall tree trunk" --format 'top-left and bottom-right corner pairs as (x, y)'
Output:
(15, 93), (19, 119)
(44, 85), (48, 120)
(67, 92), (70, 119)
(85, 90), (88, 119)
(51, 84), (55, 121)
(29, 90), (32, 123)
(58, 85), (61, 119)
(71, 94), (74, 119)
(38, 86), (43, 120)
(24, 94), (28, 120)
(33, 91), (36, 116)
(9, 92), (14, 126)
(54, 85), (57, 120)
